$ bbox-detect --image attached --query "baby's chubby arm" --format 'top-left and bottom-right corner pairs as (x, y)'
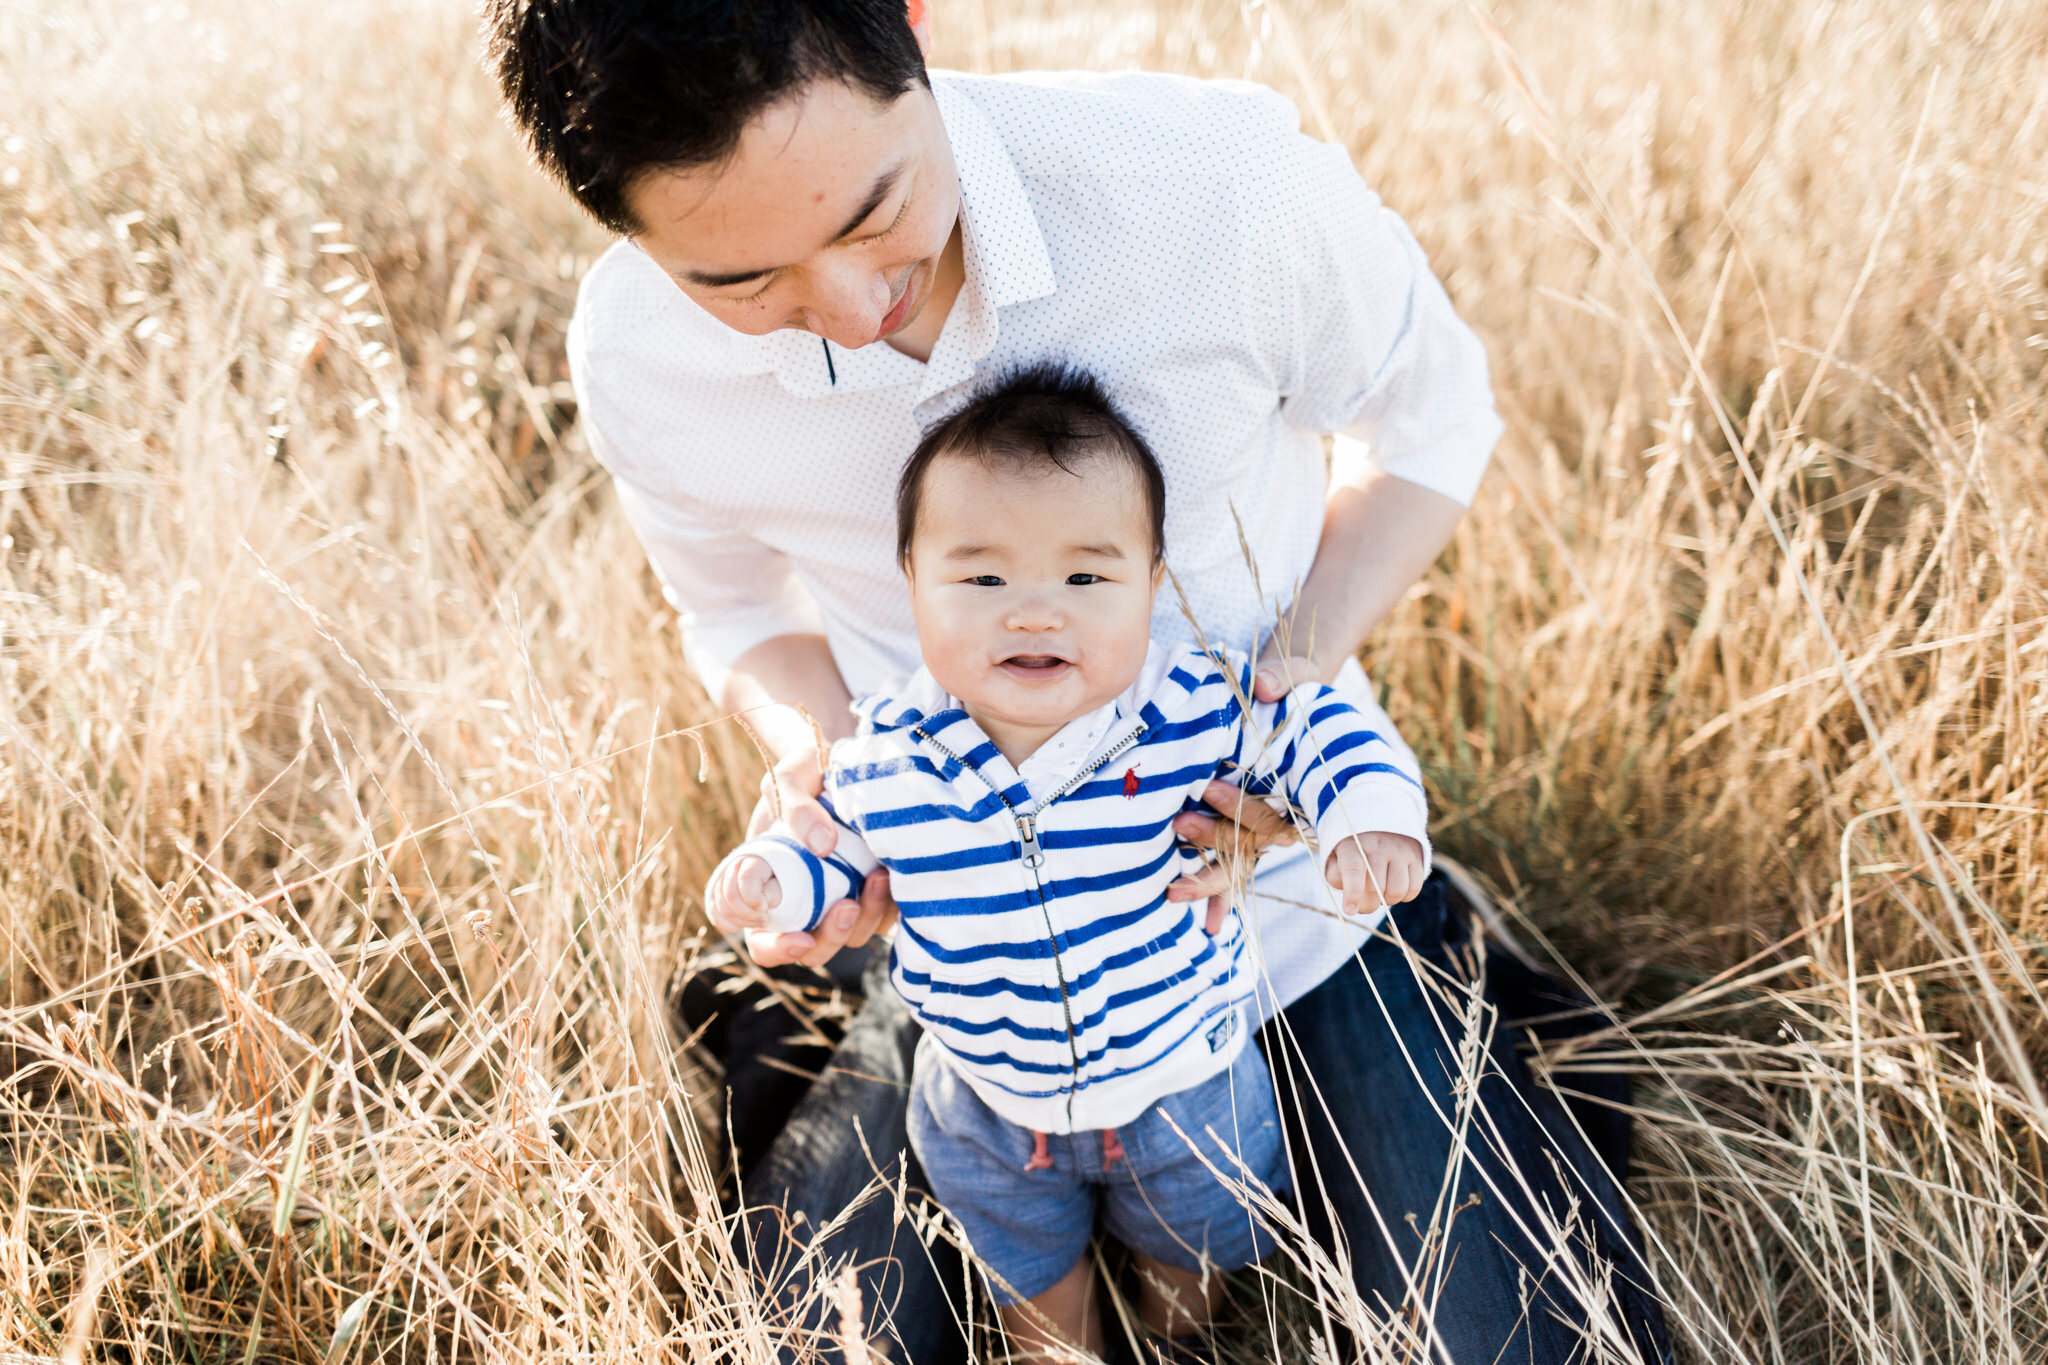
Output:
(1241, 678), (1431, 916)
(705, 795), (880, 937)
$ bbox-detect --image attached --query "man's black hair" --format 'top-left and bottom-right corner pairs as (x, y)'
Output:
(485, 1), (928, 236)
(896, 365), (1167, 564)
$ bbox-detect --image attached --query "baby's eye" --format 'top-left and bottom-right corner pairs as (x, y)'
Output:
(1066, 573), (1104, 586)
(966, 574), (1005, 587)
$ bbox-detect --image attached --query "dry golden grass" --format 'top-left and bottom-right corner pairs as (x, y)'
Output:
(2, 0), (2044, 1360)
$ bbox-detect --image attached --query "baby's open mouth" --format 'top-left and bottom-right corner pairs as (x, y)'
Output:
(999, 654), (1071, 678)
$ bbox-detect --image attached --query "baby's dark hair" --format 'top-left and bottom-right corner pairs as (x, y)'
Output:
(895, 365), (1165, 564)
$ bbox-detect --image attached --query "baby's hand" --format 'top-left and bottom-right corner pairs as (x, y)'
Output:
(1325, 832), (1425, 916)
(706, 854), (783, 934)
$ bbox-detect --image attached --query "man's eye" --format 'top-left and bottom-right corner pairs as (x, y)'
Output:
(966, 575), (1004, 587)
(868, 197), (911, 241)
(1066, 573), (1104, 586)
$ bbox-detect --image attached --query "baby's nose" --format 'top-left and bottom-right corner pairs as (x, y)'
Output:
(1005, 598), (1062, 630)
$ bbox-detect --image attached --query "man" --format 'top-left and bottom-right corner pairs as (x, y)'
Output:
(487, 2), (1671, 1360)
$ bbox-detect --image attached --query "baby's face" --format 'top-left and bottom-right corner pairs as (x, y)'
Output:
(905, 450), (1160, 746)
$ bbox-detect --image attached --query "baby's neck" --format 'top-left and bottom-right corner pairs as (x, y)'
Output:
(965, 708), (1068, 769)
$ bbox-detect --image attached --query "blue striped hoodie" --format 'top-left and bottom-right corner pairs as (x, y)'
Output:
(711, 642), (1430, 1133)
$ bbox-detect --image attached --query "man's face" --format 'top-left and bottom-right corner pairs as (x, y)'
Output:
(905, 451), (1162, 748)
(625, 80), (960, 350)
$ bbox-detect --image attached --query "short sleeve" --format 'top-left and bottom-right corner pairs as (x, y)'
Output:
(1246, 125), (1504, 506)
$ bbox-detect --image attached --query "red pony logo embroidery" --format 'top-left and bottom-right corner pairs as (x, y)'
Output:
(1122, 767), (1141, 799)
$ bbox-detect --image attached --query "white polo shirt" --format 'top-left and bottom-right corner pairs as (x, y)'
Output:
(568, 68), (1501, 1013)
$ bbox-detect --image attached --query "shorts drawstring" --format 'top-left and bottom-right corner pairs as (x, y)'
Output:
(1025, 1130), (1053, 1172)
(1100, 1127), (1125, 1170)
(1022, 1128), (1127, 1173)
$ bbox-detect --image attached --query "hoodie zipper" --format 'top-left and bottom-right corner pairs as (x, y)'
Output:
(910, 721), (1147, 1120)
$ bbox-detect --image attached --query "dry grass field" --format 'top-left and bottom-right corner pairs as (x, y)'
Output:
(3, 0), (2046, 1359)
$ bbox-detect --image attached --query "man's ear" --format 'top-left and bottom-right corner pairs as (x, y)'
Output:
(907, 0), (931, 57)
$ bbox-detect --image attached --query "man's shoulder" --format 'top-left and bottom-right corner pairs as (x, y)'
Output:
(566, 240), (771, 470)
(937, 68), (1306, 184)
(569, 239), (750, 385)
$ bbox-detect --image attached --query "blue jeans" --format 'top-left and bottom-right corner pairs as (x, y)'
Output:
(726, 872), (1672, 1363)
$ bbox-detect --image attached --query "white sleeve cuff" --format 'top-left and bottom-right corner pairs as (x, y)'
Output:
(1311, 779), (1434, 881)
(712, 834), (828, 935)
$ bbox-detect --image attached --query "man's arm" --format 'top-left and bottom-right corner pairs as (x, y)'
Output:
(1174, 118), (1492, 892)
(1250, 461), (1463, 695)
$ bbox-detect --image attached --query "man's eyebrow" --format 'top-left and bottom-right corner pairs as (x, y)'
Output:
(828, 164), (905, 245)
(680, 165), (905, 289)
(683, 262), (775, 289)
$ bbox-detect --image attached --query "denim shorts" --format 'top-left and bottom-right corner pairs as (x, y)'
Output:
(907, 1031), (1289, 1304)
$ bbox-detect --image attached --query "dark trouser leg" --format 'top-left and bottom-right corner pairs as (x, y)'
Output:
(1262, 872), (1673, 1364)
(737, 953), (970, 1365)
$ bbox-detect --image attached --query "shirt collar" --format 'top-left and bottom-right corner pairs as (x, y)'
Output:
(730, 73), (1057, 397)
(933, 74), (1056, 316)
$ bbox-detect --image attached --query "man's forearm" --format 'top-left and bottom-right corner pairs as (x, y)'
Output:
(716, 633), (856, 761)
(1283, 465), (1467, 678)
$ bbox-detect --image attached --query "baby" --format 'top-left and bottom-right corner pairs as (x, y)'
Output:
(707, 366), (1428, 1358)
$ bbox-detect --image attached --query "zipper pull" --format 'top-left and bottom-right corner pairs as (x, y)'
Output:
(1016, 813), (1046, 870)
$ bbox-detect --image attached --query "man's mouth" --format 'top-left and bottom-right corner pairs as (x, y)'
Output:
(998, 654), (1072, 681)
(877, 266), (919, 337)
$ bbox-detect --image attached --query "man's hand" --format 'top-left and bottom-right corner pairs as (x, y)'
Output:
(1169, 782), (1300, 935)
(1165, 649), (1327, 936)
(1325, 832), (1425, 915)
(738, 749), (897, 968)
(1249, 651), (1326, 705)
(706, 854), (782, 932)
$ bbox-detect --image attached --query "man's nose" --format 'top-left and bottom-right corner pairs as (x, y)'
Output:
(798, 256), (893, 348)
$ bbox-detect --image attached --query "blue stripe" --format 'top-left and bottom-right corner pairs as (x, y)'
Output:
(861, 789), (1011, 829)
(1304, 728), (1387, 765)
(1037, 842), (1179, 905)
(1039, 821), (1159, 849)
(912, 1006), (1072, 1044)
(1308, 698), (1357, 727)
(1142, 707), (1235, 745)
(933, 1039), (1081, 1078)
(822, 852), (866, 890)
(894, 884), (1040, 920)
(895, 963), (1063, 1005)
(885, 840), (1019, 874)
(760, 835), (829, 929)
(1313, 762), (1423, 820)
(835, 754), (954, 787)
(896, 915), (1054, 964)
